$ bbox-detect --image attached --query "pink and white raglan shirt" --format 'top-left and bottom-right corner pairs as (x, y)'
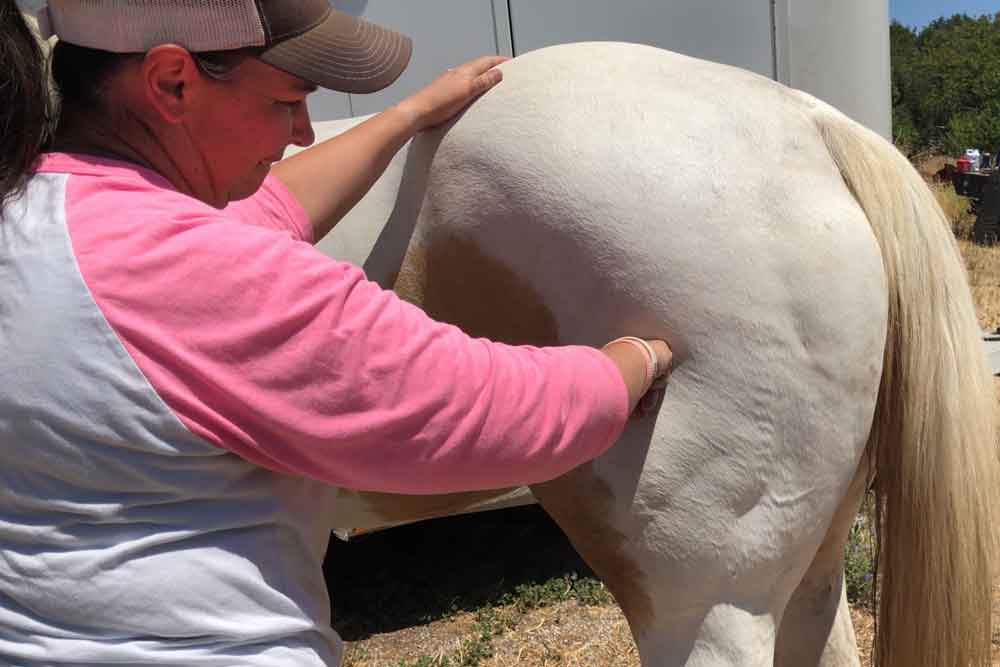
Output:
(0, 153), (629, 666)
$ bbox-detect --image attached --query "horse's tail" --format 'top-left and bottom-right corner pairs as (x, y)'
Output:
(813, 107), (999, 666)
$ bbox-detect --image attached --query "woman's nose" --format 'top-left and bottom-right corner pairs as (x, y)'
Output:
(292, 102), (315, 148)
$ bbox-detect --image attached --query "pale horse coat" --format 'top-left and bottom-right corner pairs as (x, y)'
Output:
(296, 43), (999, 667)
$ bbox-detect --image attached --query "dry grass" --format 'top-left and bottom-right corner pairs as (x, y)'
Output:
(934, 181), (978, 240)
(342, 613), (476, 666)
(343, 594), (994, 666)
(928, 179), (1000, 330)
(342, 603), (640, 667)
(482, 603), (637, 667)
(915, 154), (955, 180)
(959, 239), (1000, 330)
(341, 574), (997, 667)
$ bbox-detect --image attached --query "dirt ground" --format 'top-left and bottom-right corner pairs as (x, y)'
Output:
(962, 239), (1000, 329)
(329, 504), (1000, 666)
(337, 567), (998, 666)
(336, 560), (998, 667)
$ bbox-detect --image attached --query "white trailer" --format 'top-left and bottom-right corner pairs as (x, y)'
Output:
(312, 0), (890, 138)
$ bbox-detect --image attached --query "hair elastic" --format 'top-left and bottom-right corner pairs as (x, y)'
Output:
(608, 336), (658, 391)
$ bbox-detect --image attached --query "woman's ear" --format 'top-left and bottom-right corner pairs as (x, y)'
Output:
(140, 44), (200, 124)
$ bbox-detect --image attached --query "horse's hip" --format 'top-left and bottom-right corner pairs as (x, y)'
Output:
(401, 46), (889, 634)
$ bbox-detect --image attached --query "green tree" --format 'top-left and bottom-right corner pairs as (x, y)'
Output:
(891, 22), (920, 149)
(891, 13), (1000, 155)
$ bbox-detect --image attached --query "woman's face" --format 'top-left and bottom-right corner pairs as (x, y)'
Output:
(190, 58), (317, 203)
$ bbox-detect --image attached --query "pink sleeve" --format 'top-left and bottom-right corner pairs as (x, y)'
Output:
(67, 177), (629, 494)
(223, 174), (314, 243)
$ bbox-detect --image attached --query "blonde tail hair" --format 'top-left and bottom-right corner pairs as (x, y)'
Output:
(814, 108), (999, 667)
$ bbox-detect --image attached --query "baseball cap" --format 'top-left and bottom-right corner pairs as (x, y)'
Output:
(34, 0), (413, 93)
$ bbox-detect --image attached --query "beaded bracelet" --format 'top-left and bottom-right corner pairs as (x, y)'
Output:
(607, 336), (659, 391)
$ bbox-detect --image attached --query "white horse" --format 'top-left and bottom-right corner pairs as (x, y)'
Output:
(305, 43), (999, 667)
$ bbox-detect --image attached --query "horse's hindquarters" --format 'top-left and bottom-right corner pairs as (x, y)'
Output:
(396, 44), (888, 665)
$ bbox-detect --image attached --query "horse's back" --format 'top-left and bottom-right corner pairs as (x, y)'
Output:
(392, 42), (887, 658)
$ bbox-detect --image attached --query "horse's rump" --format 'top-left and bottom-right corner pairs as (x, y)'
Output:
(315, 42), (998, 666)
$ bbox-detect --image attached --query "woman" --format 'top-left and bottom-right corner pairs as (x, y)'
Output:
(0, 1), (671, 664)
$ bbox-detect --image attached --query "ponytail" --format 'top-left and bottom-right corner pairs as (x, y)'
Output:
(1, 0), (54, 207)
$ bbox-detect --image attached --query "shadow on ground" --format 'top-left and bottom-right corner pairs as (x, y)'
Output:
(324, 505), (595, 641)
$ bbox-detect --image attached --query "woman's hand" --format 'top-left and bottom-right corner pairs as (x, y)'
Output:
(602, 337), (674, 419)
(394, 55), (510, 133)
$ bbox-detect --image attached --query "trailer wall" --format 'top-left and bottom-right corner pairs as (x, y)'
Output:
(308, 0), (890, 137)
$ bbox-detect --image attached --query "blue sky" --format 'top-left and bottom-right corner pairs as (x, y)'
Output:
(890, 0), (999, 30)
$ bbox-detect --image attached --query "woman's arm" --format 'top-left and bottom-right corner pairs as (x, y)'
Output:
(271, 56), (508, 241)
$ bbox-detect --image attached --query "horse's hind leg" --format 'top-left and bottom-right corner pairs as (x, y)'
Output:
(532, 395), (876, 667)
(533, 451), (790, 667)
(773, 459), (870, 667)
(776, 584), (859, 667)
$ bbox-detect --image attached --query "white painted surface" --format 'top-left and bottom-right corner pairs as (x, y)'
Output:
(318, 0), (509, 118)
(781, 0), (892, 139)
(983, 332), (1000, 374)
(507, 0), (775, 79)
(306, 88), (353, 123)
(304, 0), (891, 138)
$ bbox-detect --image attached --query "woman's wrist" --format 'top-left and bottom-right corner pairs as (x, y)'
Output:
(601, 340), (651, 411)
(382, 100), (424, 140)
(607, 337), (658, 390)
(387, 100), (426, 136)
(601, 337), (673, 418)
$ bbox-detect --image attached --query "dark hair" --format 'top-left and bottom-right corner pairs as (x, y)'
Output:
(50, 41), (141, 108)
(0, 0), (55, 206)
(50, 41), (258, 108)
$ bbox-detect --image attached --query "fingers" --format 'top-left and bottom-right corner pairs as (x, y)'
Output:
(473, 67), (504, 94)
(640, 386), (661, 411)
(453, 55), (510, 76)
(447, 55), (507, 94)
(631, 338), (672, 420)
(404, 55), (508, 131)
(630, 385), (663, 420)
(647, 339), (673, 380)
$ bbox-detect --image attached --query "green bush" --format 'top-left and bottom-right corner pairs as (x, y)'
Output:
(893, 14), (1000, 155)
(844, 514), (875, 606)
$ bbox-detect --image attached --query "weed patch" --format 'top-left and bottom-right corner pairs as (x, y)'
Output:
(844, 511), (875, 607)
(931, 181), (976, 240)
(500, 573), (614, 613)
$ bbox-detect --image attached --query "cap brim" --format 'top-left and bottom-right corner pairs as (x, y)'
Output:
(258, 9), (412, 94)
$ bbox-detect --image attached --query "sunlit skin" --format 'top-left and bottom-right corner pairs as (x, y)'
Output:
(184, 58), (318, 202)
